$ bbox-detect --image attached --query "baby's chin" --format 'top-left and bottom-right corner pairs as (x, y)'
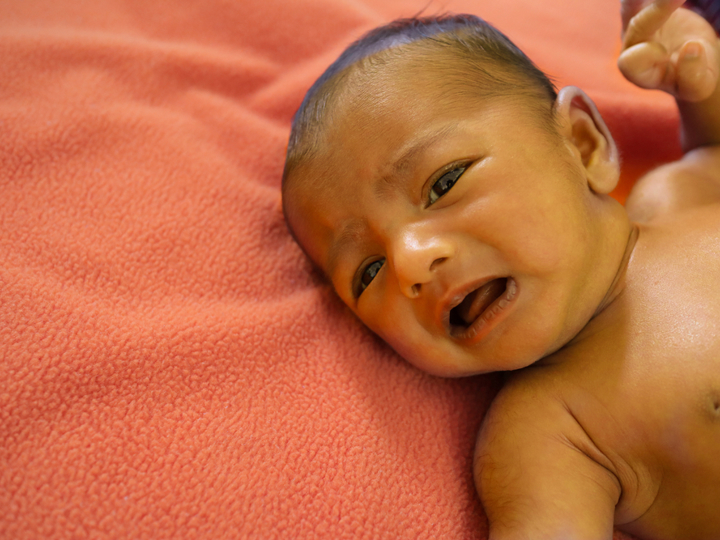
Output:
(390, 341), (541, 378)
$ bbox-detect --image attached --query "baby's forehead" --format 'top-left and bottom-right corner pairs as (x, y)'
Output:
(319, 66), (479, 145)
(334, 49), (474, 105)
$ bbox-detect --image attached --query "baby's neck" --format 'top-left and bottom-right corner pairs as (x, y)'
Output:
(537, 218), (638, 366)
(591, 224), (639, 317)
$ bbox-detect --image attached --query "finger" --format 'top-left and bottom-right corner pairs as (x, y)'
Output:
(618, 41), (670, 89)
(621, 0), (651, 31)
(676, 40), (719, 101)
(623, 0), (686, 48)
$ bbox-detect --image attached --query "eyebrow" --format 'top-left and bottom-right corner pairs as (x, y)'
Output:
(375, 124), (458, 196)
(326, 218), (366, 281)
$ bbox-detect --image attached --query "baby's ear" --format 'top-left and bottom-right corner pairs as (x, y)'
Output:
(554, 86), (620, 194)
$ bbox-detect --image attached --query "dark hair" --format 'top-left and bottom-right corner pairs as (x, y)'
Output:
(282, 13), (557, 191)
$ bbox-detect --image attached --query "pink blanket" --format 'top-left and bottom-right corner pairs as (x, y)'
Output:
(0, 0), (681, 538)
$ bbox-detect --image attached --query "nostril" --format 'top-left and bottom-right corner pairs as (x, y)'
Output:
(430, 257), (447, 271)
(411, 283), (421, 296)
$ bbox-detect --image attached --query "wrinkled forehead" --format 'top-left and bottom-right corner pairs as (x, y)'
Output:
(294, 58), (488, 182)
(290, 48), (544, 179)
(331, 53), (479, 127)
(285, 68), (457, 210)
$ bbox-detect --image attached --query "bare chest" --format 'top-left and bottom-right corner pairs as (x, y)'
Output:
(621, 209), (720, 422)
(566, 209), (720, 537)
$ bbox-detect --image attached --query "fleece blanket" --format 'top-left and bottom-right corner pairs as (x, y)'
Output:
(0, 0), (682, 538)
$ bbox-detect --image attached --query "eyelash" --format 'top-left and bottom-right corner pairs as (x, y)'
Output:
(354, 164), (468, 298)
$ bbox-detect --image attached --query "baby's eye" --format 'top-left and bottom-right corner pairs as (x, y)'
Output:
(357, 259), (384, 296)
(428, 166), (466, 205)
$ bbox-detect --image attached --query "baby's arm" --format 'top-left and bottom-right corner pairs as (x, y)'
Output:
(474, 379), (621, 540)
(619, 0), (720, 220)
(619, 0), (720, 151)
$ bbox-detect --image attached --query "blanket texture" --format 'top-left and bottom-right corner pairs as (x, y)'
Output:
(1, 0), (681, 538)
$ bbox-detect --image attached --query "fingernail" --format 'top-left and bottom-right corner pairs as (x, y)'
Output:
(685, 43), (702, 59)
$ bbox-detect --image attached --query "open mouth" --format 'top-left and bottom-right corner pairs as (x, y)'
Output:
(448, 277), (511, 333)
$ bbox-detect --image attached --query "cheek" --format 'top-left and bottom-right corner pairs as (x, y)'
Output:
(477, 176), (587, 274)
(360, 296), (409, 341)
(457, 193), (566, 273)
(359, 298), (428, 359)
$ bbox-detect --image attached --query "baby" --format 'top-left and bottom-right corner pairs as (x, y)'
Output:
(282, 0), (720, 538)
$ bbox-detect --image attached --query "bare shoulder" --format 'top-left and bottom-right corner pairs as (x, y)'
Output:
(474, 370), (621, 539)
(625, 146), (720, 223)
(476, 370), (619, 478)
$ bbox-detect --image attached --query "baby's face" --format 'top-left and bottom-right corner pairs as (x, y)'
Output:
(285, 74), (610, 376)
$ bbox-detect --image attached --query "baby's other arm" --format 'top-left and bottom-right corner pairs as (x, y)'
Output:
(619, 0), (720, 220)
(619, 0), (720, 151)
(474, 377), (621, 540)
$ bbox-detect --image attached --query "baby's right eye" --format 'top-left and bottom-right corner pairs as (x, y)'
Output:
(356, 259), (384, 296)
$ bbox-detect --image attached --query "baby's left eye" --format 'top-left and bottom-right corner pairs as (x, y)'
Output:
(428, 166), (466, 205)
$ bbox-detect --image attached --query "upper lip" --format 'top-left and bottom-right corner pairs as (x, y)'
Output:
(438, 276), (501, 332)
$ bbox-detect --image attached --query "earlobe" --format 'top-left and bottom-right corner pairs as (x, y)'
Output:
(554, 86), (620, 194)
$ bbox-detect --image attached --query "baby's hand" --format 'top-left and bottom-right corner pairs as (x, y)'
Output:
(619, 0), (719, 102)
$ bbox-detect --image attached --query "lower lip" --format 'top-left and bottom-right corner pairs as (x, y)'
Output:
(451, 278), (518, 343)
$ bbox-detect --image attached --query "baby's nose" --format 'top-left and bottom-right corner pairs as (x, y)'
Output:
(391, 226), (454, 298)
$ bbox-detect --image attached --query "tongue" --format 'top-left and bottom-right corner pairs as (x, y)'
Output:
(456, 278), (507, 326)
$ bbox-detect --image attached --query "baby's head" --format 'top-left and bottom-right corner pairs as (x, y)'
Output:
(282, 14), (627, 377)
